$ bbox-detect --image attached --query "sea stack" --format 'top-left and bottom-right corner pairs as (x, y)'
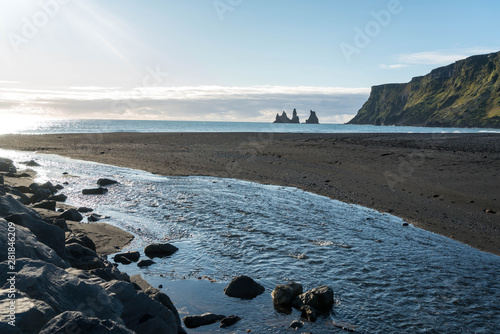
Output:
(305, 110), (319, 124)
(274, 109), (300, 123)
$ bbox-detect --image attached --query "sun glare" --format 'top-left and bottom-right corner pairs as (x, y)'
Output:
(0, 114), (45, 134)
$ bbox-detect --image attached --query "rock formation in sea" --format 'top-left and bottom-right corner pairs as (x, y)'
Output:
(348, 51), (500, 128)
(305, 110), (319, 124)
(274, 109), (300, 123)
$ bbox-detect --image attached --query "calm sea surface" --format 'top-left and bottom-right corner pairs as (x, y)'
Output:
(4, 118), (500, 134)
(1, 149), (499, 333)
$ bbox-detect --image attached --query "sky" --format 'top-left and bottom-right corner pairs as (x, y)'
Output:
(0, 0), (499, 123)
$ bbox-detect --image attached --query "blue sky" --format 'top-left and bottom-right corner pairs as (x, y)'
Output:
(0, 0), (499, 123)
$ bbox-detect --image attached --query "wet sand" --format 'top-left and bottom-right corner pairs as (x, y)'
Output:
(0, 132), (498, 255)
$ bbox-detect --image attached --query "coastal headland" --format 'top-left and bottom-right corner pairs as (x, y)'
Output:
(0, 132), (498, 255)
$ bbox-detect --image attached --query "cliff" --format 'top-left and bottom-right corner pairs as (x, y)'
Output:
(348, 51), (500, 128)
(274, 109), (300, 123)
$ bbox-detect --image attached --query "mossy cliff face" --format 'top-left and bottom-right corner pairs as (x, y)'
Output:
(348, 51), (500, 128)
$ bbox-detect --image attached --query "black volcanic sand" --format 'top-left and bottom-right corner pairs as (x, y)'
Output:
(0, 132), (498, 255)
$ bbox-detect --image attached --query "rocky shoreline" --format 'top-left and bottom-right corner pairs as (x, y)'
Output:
(0, 156), (339, 333)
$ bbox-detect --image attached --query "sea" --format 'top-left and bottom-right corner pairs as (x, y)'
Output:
(1, 120), (499, 333)
(2, 118), (500, 135)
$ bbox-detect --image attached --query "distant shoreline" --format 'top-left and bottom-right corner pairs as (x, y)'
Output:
(0, 132), (498, 255)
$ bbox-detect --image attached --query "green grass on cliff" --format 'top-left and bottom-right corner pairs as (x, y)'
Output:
(349, 51), (500, 128)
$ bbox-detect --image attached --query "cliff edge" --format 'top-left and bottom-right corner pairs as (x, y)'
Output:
(348, 51), (500, 128)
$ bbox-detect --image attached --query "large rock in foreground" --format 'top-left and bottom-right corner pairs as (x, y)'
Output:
(182, 313), (225, 329)
(224, 275), (265, 299)
(292, 285), (334, 312)
(40, 311), (133, 334)
(272, 282), (303, 311)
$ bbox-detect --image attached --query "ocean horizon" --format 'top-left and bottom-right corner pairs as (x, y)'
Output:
(4, 118), (500, 135)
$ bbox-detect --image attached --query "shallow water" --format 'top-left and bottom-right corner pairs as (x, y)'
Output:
(3, 149), (500, 333)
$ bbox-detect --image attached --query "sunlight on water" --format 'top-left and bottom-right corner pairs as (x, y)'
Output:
(2, 149), (499, 333)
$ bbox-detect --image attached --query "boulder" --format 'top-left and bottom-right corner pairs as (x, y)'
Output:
(40, 182), (56, 193)
(0, 290), (56, 334)
(272, 282), (303, 311)
(89, 266), (131, 282)
(97, 178), (119, 186)
(58, 208), (83, 222)
(78, 207), (94, 213)
(137, 259), (155, 267)
(223, 275), (265, 299)
(114, 251), (140, 263)
(101, 280), (179, 334)
(82, 187), (108, 195)
(2, 204), (67, 260)
(182, 313), (226, 329)
(49, 218), (68, 232)
(88, 213), (109, 222)
(65, 243), (106, 270)
(22, 159), (41, 167)
(65, 233), (97, 252)
(40, 311), (134, 334)
(30, 188), (52, 204)
(48, 193), (67, 202)
(0, 219), (67, 268)
(33, 200), (56, 211)
(0, 158), (16, 173)
(6, 188), (31, 205)
(292, 285), (334, 312)
(130, 274), (185, 334)
(0, 259), (124, 322)
(220, 315), (241, 328)
(14, 185), (33, 194)
(144, 243), (179, 258)
(54, 184), (64, 190)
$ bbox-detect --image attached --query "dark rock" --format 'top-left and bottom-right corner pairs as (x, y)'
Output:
(89, 264), (131, 282)
(48, 193), (68, 202)
(0, 158), (16, 173)
(0, 175), (3, 185)
(65, 233), (97, 252)
(22, 159), (41, 167)
(29, 182), (40, 192)
(274, 108), (300, 123)
(144, 243), (179, 258)
(114, 251), (140, 263)
(40, 311), (134, 334)
(223, 275), (265, 299)
(300, 305), (318, 322)
(0, 218), (67, 268)
(88, 213), (108, 222)
(58, 208), (83, 222)
(116, 257), (132, 265)
(78, 206), (94, 213)
(130, 274), (185, 334)
(97, 178), (119, 186)
(65, 243), (106, 270)
(33, 200), (56, 211)
(14, 185), (33, 194)
(305, 110), (320, 124)
(40, 181), (56, 193)
(137, 259), (155, 267)
(220, 315), (241, 328)
(0, 290), (56, 333)
(82, 187), (108, 195)
(290, 320), (304, 329)
(50, 218), (69, 232)
(183, 313), (225, 329)
(1, 199), (67, 260)
(6, 188), (31, 205)
(102, 280), (180, 334)
(30, 188), (52, 204)
(272, 282), (303, 310)
(293, 285), (334, 312)
(54, 184), (64, 190)
(0, 259), (123, 322)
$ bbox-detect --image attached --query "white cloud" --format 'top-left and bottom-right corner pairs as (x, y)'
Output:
(0, 85), (370, 123)
(378, 64), (408, 69)
(396, 48), (499, 65)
